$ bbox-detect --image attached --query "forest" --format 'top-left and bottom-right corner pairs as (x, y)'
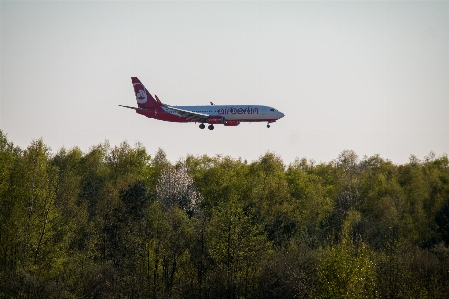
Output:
(1, 129), (449, 299)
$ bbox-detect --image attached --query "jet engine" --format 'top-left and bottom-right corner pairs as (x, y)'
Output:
(207, 116), (225, 124)
(224, 121), (240, 126)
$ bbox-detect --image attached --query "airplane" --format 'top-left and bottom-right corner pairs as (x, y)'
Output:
(119, 77), (285, 130)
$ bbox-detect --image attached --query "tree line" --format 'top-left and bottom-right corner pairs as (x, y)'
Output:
(1, 129), (449, 298)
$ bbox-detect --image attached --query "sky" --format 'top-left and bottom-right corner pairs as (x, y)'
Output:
(1, 0), (448, 165)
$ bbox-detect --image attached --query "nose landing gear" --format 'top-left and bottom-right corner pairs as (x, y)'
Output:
(267, 123), (271, 128)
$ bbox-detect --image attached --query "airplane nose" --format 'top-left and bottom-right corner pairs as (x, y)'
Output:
(279, 112), (285, 118)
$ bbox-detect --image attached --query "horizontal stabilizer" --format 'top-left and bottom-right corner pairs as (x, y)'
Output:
(119, 105), (147, 111)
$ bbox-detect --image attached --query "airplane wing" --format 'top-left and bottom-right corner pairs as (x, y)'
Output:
(119, 105), (147, 111)
(163, 104), (209, 122)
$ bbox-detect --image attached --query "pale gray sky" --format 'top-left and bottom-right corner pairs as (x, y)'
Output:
(1, 1), (448, 164)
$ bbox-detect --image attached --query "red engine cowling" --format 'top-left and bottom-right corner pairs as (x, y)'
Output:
(224, 121), (240, 126)
(207, 116), (225, 124)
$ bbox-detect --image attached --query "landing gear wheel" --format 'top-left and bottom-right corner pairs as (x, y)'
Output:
(267, 124), (271, 128)
(199, 124), (205, 129)
(208, 124), (214, 130)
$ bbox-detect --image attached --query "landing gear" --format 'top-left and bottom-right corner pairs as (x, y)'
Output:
(267, 124), (271, 128)
(199, 123), (214, 130)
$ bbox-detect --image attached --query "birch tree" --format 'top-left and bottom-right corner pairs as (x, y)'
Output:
(157, 165), (203, 216)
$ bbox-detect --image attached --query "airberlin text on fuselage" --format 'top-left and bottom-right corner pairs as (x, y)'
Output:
(217, 107), (259, 115)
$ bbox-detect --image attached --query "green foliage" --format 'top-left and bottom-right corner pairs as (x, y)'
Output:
(206, 199), (270, 298)
(1, 130), (449, 298)
(317, 211), (377, 299)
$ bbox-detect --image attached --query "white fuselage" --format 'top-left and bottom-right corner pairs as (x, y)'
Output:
(168, 105), (284, 121)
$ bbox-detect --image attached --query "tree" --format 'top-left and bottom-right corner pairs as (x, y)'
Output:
(255, 244), (319, 299)
(436, 199), (449, 246)
(357, 155), (403, 250)
(335, 150), (361, 218)
(0, 131), (21, 273)
(206, 199), (270, 298)
(8, 139), (65, 297)
(285, 160), (334, 247)
(317, 211), (377, 299)
(146, 202), (196, 298)
(157, 165), (203, 216)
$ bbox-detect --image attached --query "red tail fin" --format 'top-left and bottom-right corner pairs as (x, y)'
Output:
(131, 77), (162, 109)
